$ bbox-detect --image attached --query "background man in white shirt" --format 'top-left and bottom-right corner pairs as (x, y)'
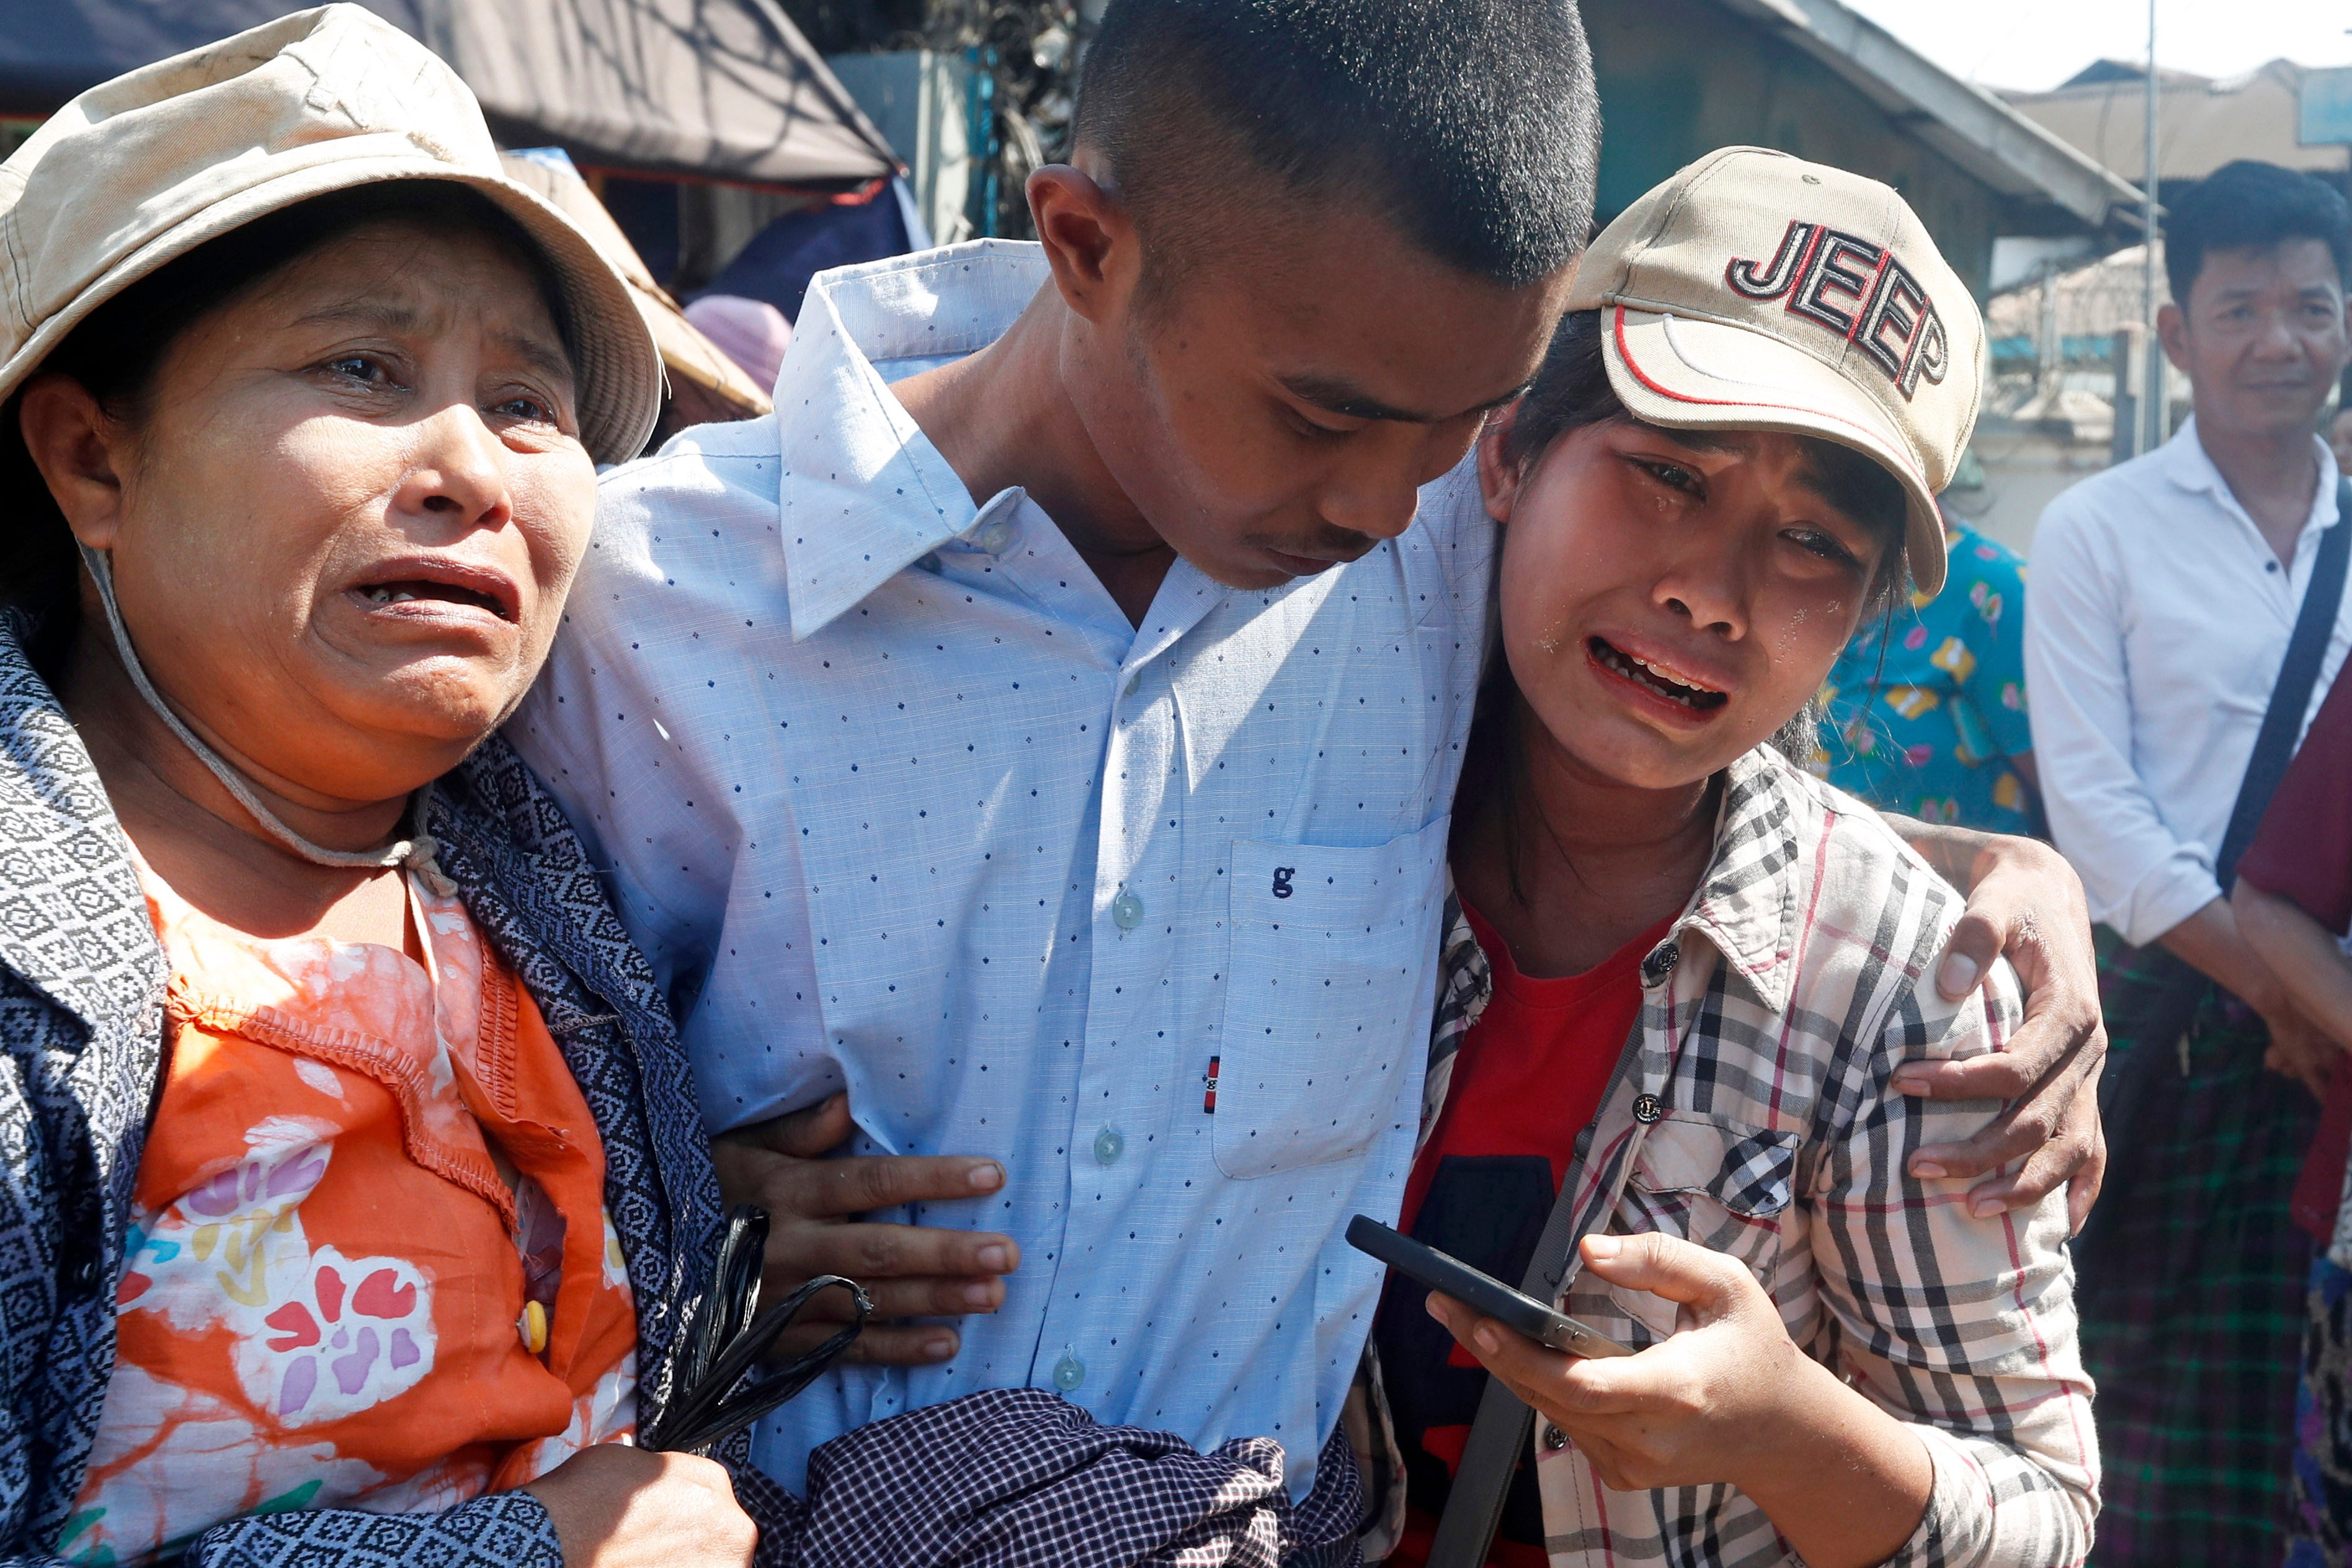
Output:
(517, 0), (2113, 1521)
(2027, 159), (2352, 1567)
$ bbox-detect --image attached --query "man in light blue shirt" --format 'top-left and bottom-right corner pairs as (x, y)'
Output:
(513, 0), (2109, 1511)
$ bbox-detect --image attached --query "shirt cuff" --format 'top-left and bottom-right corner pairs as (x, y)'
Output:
(1885, 1424), (1982, 1568)
(2116, 857), (2224, 948)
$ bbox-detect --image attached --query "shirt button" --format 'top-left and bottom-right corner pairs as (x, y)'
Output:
(1633, 1092), (1666, 1125)
(1052, 1352), (1086, 1392)
(1639, 940), (1680, 987)
(976, 520), (1014, 555)
(518, 1300), (550, 1355)
(1094, 1126), (1125, 1165)
(1111, 891), (1144, 929)
(1543, 1422), (1569, 1451)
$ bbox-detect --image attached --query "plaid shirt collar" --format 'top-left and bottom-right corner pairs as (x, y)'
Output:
(1671, 747), (1804, 1018)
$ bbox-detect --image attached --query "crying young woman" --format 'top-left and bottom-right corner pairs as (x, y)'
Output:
(1352, 149), (2099, 1568)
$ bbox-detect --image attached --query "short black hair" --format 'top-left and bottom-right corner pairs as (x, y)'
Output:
(1072, 0), (1599, 290)
(2166, 159), (2352, 306)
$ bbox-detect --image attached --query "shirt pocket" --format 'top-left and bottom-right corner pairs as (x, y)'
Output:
(1212, 816), (1449, 1181)
(1606, 1116), (1799, 1343)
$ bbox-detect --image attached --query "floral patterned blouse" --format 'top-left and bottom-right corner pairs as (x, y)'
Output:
(1812, 520), (2039, 835)
(63, 862), (639, 1566)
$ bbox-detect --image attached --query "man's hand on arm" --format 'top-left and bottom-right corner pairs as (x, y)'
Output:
(1885, 819), (2108, 1232)
(2157, 895), (2338, 1096)
(710, 1094), (1020, 1366)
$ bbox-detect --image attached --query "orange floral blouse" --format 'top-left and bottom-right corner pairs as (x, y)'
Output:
(62, 862), (639, 1567)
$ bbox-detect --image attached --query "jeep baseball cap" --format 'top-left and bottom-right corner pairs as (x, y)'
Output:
(0, 4), (661, 464)
(1565, 146), (1987, 596)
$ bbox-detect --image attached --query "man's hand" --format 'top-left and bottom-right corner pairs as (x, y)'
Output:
(524, 1446), (757, 1568)
(1888, 824), (2107, 1231)
(2261, 994), (2341, 1099)
(711, 1093), (1020, 1365)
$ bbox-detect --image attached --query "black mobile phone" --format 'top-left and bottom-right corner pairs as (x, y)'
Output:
(1347, 1213), (1634, 1359)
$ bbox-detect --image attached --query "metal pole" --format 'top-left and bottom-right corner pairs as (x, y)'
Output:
(2143, 0), (2163, 453)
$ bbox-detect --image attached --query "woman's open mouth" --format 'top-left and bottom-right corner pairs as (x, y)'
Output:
(1588, 636), (1729, 715)
(358, 581), (510, 618)
(349, 558), (522, 625)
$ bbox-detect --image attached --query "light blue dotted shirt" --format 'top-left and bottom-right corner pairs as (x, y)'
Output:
(509, 241), (1491, 1494)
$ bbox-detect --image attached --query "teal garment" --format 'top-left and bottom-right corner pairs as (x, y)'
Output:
(1814, 522), (2039, 835)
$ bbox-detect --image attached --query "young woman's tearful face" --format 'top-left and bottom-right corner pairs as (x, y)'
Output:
(1480, 417), (1887, 790)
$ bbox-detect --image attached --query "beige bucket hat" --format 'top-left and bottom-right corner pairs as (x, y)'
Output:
(1566, 146), (1988, 596)
(0, 3), (662, 465)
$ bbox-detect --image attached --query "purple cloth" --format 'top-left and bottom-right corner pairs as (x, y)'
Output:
(742, 1388), (1363, 1568)
(685, 295), (793, 393)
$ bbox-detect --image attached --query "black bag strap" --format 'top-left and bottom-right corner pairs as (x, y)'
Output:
(2217, 480), (2352, 892)
(1425, 1028), (1654, 1568)
(2089, 484), (2352, 1155)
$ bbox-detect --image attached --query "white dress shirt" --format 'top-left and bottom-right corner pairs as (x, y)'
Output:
(2025, 417), (2351, 945)
(508, 241), (1490, 1492)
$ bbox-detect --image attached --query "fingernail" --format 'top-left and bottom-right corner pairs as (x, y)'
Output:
(963, 1281), (996, 1308)
(1475, 1325), (1503, 1353)
(1911, 1160), (1947, 1179)
(924, 1335), (955, 1360)
(1892, 1069), (1933, 1094)
(1584, 1235), (1619, 1260)
(968, 1162), (1004, 1191)
(1969, 1196), (2005, 1219)
(978, 1244), (1012, 1272)
(1938, 954), (1979, 996)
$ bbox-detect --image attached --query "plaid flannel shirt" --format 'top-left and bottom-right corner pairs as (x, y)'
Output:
(1350, 746), (2098, 1568)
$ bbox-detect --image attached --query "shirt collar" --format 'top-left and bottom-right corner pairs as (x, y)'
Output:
(772, 240), (1052, 639)
(1671, 749), (1804, 1017)
(2160, 413), (2343, 550)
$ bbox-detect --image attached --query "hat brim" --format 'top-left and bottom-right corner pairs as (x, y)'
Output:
(1600, 305), (1948, 598)
(0, 153), (662, 466)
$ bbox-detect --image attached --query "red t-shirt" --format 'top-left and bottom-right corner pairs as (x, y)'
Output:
(1371, 899), (1670, 1568)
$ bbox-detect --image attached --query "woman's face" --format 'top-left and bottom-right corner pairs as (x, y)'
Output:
(1481, 417), (1887, 791)
(46, 216), (595, 802)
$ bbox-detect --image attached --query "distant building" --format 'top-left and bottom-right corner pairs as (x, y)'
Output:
(1584, 0), (2145, 300)
(2005, 59), (2351, 207)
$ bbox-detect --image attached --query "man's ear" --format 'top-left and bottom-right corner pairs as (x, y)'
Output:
(1476, 403), (1527, 525)
(2156, 301), (2190, 373)
(1027, 159), (1136, 326)
(18, 373), (130, 550)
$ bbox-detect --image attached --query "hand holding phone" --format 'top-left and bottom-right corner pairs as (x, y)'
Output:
(1348, 1213), (1632, 1358)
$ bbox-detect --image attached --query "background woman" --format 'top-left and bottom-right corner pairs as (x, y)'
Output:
(0, 10), (765, 1567)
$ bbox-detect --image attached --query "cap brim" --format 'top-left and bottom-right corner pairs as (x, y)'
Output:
(0, 154), (662, 467)
(1600, 305), (1947, 598)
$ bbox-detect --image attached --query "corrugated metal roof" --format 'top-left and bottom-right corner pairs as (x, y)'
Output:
(1713, 0), (2149, 228)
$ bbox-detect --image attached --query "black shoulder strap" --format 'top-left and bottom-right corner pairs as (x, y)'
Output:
(2217, 479), (2352, 891)
(1425, 1029), (1654, 1568)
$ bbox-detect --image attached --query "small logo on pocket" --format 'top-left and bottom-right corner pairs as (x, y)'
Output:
(1203, 1056), (1221, 1114)
(1271, 868), (1296, 899)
